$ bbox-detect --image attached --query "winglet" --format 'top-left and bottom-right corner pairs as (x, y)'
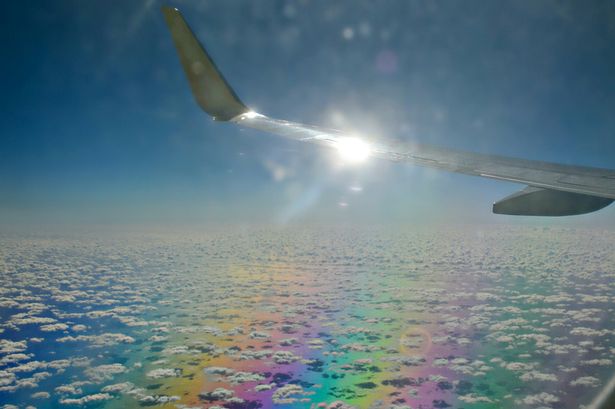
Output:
(493, 186), (613, 216)
(162, 6), (249, 121)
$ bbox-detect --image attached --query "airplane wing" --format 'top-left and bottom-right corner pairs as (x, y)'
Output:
(162, 6), (615, 216)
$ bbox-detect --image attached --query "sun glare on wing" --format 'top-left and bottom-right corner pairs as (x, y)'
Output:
(335, 137), (371, 164)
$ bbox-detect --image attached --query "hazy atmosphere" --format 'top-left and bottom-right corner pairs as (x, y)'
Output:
(2, 2), (615, 409)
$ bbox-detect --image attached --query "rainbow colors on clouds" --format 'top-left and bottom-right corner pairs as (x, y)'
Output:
(0, 226), (614, 409)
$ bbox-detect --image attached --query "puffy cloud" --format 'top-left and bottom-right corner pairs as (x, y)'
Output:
(520, 392), (559, 406)
(2, 220), (614, 409)
(543, 294), (574, 304)
(254, 383), (275, 391)
(458, 393), (493, 403)
(146, 368), (181, 379)
(495, 335), (514, 343)
(503, 362), (535, 372)
(2, 376), (39, 391)
(70, 357), (92, 368)
(433, 358), (448, 367)
(139, 395), (180, 404)
(9, 316), (56, 326)
(204, 367), (235, 376)
(227, 371), (265, 384)
(249, 331), (270, 340)
(382, 356), (425, 367)
(55, 383), (87, 395)
(56, 333), (135, 347)
(40, 323), (69, 332)
(489, 318), (529, 332)
(148, 335), (167, 342)
(116, 316), (149, 327)
(59, 393), (113, 405)
(520, 371), (557, 382)
(101, 382), (134, 393)
(48, 359), (71, 371)
(162, 345), (194, 355)
(238, 350), (272, 360)
(580, 359), (612, 366)
(272, 350), (301, 364)
(7, 361), (48, 373)
(570, 376), (601, 387)
(325, 402), (358, 409)
(570, 327), (608, 337)
(0, 371), (16, 387)
(199, 387), (234, 401)
(85, 364), (128, 382)
(0, 340), (27, 354)
(272, 384), (314, 404)
(33, 371), (52, 381)
(0, 353), (31, 365)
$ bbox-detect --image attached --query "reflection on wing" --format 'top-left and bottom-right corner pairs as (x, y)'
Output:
(162, 6), (615, 216)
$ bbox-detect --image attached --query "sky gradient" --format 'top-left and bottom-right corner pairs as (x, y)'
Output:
(2, 0), (615, 226)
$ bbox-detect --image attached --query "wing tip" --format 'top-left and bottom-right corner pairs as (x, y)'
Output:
(492, 186), (614, 216)
(161, 5), (249, 121)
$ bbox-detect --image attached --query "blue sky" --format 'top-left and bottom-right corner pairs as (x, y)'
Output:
(2, 0), (615, 226)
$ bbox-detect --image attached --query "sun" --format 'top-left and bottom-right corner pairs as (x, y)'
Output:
(335, 137), (371, 164)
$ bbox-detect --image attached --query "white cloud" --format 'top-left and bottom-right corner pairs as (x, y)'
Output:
(59, 393), (112, 405)
(0, 353), (31, 365)
(227, 371), (265, 384)
(520, 392), (559, 406)
(249, 331), (270, 340)
(199, 387), (234, 401)
(40, 323), (69, 332)
(580, 359), (612, 366)
(139, 395), (180, 404)
(0, 371), (16, 387)
(101, 382), (134, 393)
(272, 384), (314, 404)
(272, 350), (301, 364)
(459, 393), (493, 403)
(31, 391), (50, 399)
(7, 361), (47, 373)
(146, 368), (181, 379)
(85, 364), (127, 382)
(57, 333), (135, 347)
(204, 367), (235, 376)
(570, 376), (601, 387)
(520, 371), (557, 382)
(0, 340), (27, 354)
(570, 327), (608, 337)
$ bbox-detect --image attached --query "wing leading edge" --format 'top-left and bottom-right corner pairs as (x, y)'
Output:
(162, 6), (615, 216)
